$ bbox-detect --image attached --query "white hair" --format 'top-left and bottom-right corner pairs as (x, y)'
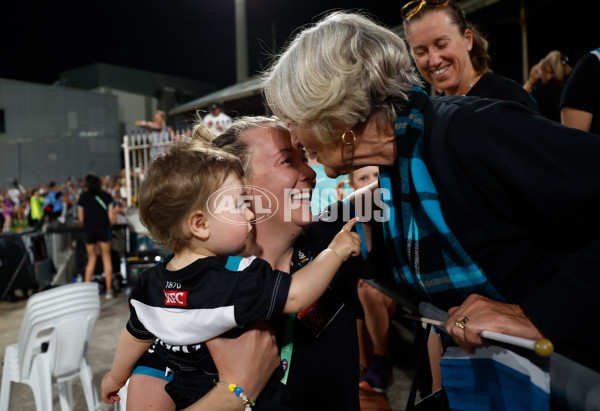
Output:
(261, 11), (422, 144)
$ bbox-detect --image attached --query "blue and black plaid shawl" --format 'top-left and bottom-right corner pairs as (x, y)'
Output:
(379, 88), (504, 309)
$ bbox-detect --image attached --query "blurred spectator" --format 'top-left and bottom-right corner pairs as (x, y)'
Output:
(524, 50), (572, 122)
(135, 110), (174, 158)
(109, 171), (128, 201)
(112, 193), (128, 226)
(77, 174), (117, 299)
(202, 102), (232, 136)
(29, 187), (45, 228)
(560, 47), (600, 135)
(2, 190), (15, 232)
(307, 153), (348, 216)
(42, 181), (64, 222)
(101, 175), (112, 192)
(7, 182), (21, 207)
(64, 180), (80, 220)
(8, 173), (133, 231)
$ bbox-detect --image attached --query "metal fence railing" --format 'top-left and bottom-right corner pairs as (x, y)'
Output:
(122, 127), (191, 207)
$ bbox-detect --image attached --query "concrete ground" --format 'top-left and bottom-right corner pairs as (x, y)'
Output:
(0, 291), (127, 411)
(0, 290), (422, 411)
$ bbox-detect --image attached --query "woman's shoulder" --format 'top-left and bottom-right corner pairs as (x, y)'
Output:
(427, 95), (538, 150)
(577, 51), (600, 68)
(567, 51), (600, 85)
(476, 72), (521, 89)
(99, 190), (114, 201)
(77, 190), (92, 201)
(427, 94), (584, 173)
(472, 72), (538, 110)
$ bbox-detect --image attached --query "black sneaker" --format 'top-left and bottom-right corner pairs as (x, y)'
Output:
(359, 355), (393, 393)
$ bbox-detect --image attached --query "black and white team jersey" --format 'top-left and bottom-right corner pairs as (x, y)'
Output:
(126, 254), (291, 372)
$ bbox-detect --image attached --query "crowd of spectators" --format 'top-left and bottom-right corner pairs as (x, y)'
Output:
(0, 171), (130, 234)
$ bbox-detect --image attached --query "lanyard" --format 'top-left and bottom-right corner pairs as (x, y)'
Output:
(279, 313), (296, 384)
(280, 255), (313, 384)
(95, 195), (107, 211)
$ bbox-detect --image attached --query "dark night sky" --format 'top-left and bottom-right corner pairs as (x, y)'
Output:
(1, 0), (596, 89)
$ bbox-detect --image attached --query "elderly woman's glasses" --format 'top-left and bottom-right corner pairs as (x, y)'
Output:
(401, 0), (450, 20)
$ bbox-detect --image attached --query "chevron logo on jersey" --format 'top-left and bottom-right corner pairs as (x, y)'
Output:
(164, 290), (188, 306)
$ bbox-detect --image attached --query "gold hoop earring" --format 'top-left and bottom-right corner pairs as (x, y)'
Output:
(341, 130), (356, 145)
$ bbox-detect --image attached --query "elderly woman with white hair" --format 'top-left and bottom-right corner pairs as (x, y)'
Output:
(261, 10), (600, 377)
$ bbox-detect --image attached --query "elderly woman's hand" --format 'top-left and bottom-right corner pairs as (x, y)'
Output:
(446, 294), (544, 354)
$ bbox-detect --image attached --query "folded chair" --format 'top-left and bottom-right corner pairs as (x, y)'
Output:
(1, 282), (101, 411)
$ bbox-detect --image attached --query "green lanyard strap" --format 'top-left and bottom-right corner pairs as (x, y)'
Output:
(279, 313), (296, 385)
(94, 195), (108, 211)
(280, 254), (313, 384)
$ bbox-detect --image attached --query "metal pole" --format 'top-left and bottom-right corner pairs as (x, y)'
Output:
(520, 0), (529, 83)
(16, 142), (21, 183)
(235, 0), (248, 82)
(123, 135), (132, 207)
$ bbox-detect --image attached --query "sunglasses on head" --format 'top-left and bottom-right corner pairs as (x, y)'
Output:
(401, 0), (450, 20)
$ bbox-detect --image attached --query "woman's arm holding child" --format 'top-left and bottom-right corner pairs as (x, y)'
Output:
(101, 329), (154, 403)
(182, 323), (281, 411)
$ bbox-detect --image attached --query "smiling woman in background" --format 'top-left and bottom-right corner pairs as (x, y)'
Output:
(402, 0), (538, 111)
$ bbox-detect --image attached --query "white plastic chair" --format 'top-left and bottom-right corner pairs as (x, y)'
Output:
(113, 378), (129, 411)
(1, 282), (101, 411)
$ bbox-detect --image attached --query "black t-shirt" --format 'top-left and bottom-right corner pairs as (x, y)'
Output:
(560, 50), (600, 135)
(421, 97), (600, 371)
(76, 190), (114, 229)
(279, 204), (364, 411)
(468, 72), (539, 112)
(531, 78), (564, 122)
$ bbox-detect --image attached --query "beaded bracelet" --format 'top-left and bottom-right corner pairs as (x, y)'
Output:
(214, 379), (256, 410)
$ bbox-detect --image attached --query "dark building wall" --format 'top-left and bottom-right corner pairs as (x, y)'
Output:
(60, 63), (218, 105)
(0, 78), (120, 189)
